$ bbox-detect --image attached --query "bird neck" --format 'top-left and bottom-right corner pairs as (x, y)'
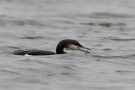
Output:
(56, 44), (65, 54)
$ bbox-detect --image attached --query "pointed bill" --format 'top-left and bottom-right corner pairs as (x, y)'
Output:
(78, 46), (91, 54)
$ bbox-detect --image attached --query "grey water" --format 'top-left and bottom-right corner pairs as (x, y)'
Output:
(0, 0), (135, 90)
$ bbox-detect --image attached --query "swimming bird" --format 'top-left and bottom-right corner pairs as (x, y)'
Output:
(13, 39), (91, 56)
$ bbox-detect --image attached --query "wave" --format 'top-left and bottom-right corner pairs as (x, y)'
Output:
(0, 18), (45, 27)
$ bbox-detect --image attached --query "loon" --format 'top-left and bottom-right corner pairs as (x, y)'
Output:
(13, 39), (91, 56)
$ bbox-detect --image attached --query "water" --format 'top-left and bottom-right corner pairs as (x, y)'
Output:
(0, 0), (135, 90)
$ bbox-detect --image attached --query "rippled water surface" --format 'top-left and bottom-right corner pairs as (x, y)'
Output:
(0, 0), (135, 90)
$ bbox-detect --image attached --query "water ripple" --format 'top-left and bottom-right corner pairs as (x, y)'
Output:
(110, 38), (135, 41)
(21, 36), (44, 40)
(89, 12), (134, 19)
(93, 53), (135, 59)
(81, 22), (126, 28)
(0, 69), (20, 75)
(0, 18), (45, 27)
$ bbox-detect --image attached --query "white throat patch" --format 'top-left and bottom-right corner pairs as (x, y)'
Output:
(65, 45), (78, 50)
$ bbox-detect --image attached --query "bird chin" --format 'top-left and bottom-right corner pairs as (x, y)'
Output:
(65, 45), (78, 50)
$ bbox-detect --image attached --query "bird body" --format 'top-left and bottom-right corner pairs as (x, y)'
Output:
(13, 39), (90, 56)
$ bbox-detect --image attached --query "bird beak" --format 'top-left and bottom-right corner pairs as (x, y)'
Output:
(77, 46), (91, 54)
